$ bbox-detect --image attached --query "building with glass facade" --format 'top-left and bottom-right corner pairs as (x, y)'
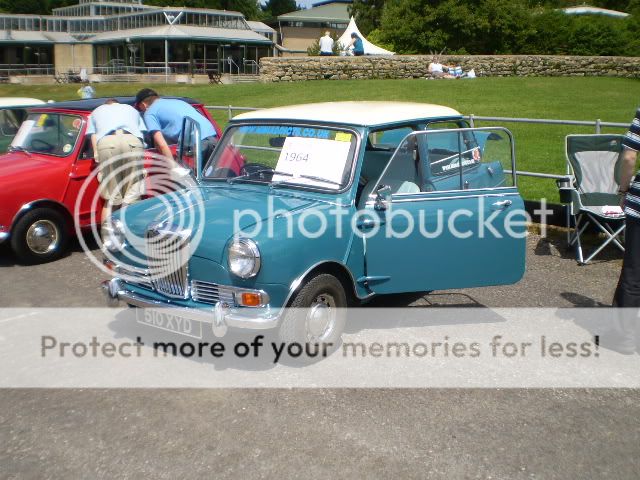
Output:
(0, 0), (276, 77)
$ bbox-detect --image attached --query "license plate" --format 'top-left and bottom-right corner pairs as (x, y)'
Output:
(136, 308), (203, 339)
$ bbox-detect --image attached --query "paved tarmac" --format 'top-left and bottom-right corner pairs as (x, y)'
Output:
(1, 232), (639, 479)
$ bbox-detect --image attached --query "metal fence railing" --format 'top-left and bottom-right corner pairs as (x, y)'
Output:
(465, 115), (629, 181)
(467, 115), (628, 134)
(204, 106), (628, 183)
(0, 65), (55, 76)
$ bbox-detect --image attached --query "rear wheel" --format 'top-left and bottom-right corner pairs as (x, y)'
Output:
(277, 273), (347, 362)
(11, 208), (69, 264)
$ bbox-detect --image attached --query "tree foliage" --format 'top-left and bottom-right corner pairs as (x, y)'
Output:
(370, 0), (640, 56)
(349, 0), (386, 35)
(262, 0), (299, 18)
(3, 0), (640, 55)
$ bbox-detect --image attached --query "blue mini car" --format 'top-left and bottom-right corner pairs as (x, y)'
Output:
(102, 102), (526, 348)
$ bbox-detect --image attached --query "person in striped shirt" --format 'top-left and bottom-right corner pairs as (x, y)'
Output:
(609, 107), (640, 354)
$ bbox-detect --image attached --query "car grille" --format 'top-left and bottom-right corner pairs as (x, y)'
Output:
(121, 268), (153, 290)
(191, 280), (235, 306)
(145, 227), (189, 299)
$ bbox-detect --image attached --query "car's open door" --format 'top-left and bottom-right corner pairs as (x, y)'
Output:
(359, 127), (526, 295)
(167, 116), (202, 189)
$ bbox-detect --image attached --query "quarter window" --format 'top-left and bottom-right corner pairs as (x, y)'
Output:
(367, 126), (414, 150)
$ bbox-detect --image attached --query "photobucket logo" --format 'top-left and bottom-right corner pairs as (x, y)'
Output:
(74, 151), (206, 282)
(234, 196), (550, 240)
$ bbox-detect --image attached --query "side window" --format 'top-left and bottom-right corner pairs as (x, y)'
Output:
(462, 130), (514, 189)
(368, 126), (414, 151)
(0, 110), (18, 136)
(421, 128), (514, 192)
(376, 135), (421, 195)
(359, 126), (418, 204)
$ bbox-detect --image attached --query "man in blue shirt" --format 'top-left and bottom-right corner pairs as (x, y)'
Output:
(135, 88), (217, 164)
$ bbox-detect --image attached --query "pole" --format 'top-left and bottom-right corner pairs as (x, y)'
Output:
(164, 39), (168, 83)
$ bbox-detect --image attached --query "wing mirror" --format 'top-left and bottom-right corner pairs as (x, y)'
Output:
(374, 184), (392, 211)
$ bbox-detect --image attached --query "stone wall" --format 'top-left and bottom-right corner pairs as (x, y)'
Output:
(259, 55), (640, 82)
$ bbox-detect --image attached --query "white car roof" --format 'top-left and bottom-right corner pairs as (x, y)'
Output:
(0, 97), (45, 108)
(233, 101), (462, 127)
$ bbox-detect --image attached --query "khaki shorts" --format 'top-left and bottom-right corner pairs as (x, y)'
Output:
(96, 132), (145, 205)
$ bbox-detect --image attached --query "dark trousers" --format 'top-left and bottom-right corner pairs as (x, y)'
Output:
(611, 216), (640, 351)
(614, 216), (640, 307)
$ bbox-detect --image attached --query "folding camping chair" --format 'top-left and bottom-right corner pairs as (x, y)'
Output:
(561, 134), (626, 265)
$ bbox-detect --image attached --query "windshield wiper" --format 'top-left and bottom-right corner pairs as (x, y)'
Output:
(227, 169), (294, 184)
(271, 174), (342, 188)
(8, 145), (31, 156)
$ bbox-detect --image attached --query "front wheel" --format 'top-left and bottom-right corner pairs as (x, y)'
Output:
(277, 273), (347, 361)
(10, 208), (69, 264)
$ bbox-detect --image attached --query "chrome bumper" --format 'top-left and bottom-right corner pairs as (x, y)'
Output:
(101, 278), (279, 332)
(0, 232), (8, 244)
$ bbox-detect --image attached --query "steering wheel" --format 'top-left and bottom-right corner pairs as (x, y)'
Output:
(239, 163), (274, 181)
(30, 139), (56, 153)
(240, 163), (273, 175)
(212, 167), (236, 178)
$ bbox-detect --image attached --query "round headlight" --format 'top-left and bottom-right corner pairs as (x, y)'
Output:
(102, 218), (127, 252)
(228, 237), (261, 279)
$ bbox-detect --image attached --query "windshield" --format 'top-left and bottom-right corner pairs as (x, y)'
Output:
(10, 113), (83, 156)
(203, 124), (358, 190)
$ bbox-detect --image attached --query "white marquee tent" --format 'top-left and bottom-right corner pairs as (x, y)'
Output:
(337, 16), (394, 56)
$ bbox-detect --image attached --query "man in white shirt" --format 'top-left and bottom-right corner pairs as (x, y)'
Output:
(86, 98), (147, 221)
(319, 31), (334, 56)
(428, 58), (455, 79)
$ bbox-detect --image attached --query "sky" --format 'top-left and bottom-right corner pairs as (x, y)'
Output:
(259, 0), (316, 9)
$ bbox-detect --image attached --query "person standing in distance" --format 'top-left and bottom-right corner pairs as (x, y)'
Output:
(135, 88), (218, 164)
(86, 98), (147, 222)
(319, 31), (334, 56)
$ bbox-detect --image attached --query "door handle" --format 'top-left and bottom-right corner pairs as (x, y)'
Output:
(491, 199), (512, 210)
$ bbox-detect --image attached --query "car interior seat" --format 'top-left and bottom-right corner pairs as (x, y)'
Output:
(358, 148), (420, 208)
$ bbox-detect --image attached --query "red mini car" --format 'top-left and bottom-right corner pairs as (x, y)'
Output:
(0, 96), (221, 264)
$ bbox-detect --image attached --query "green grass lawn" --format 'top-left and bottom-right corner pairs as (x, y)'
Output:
(3, 77), (638, 201)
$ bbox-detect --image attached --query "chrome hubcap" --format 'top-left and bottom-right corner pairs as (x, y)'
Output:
(26, 220), (59, 254)
(306, 293), (336, 342)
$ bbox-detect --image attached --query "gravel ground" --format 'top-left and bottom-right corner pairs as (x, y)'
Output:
(1, 231), (638, 479)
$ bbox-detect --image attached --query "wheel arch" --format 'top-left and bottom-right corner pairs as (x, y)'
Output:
(12, 200), (74, 234)
(285, 261), (360, 308)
